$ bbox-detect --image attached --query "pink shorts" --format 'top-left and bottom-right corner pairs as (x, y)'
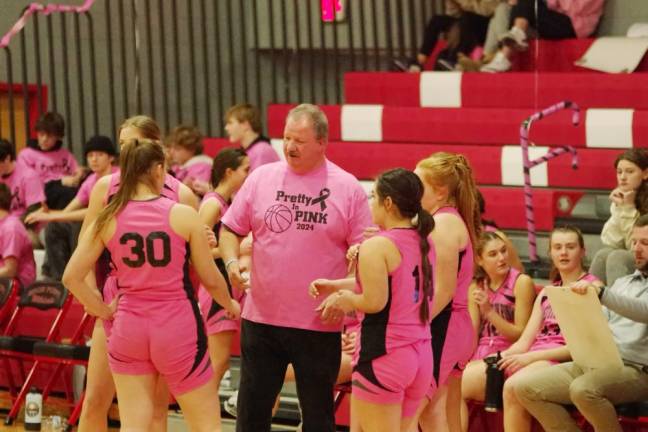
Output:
(101, 276), (118, 337)
(429, 307), (475, 398)
(108, 297), (213, 396)
(352, 339), (432, 418)
(472, 339), (511, 360)
(198, 285), (246, 335)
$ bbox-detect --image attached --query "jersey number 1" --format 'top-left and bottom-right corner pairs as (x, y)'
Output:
(120, 231), (172, 268)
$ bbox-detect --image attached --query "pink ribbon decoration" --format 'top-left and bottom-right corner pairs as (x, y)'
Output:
(520, 101), (580, 263)
(0, 0), (95, 49)
(321, 0), (343, 22)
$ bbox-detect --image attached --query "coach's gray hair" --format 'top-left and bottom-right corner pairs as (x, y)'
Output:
(287, 103), (329, 141)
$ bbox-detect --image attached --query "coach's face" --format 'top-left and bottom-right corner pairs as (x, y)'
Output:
(631, 225), (648, 272)
(283, 116), (326, 174)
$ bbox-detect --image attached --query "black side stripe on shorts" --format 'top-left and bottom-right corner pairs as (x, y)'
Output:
(431, 299), (453, 386)
(182, 243), (209, 379)
(353, 361), (395, 393)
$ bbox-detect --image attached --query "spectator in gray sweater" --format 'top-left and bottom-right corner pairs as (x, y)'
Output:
(512, 214), (648, 432)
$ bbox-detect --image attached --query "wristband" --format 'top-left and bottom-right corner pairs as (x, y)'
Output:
(225, 258), (239, 270)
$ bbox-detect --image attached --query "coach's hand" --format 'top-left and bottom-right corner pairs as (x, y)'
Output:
(317, 291), (353, 325)
(570, 280), (603, 296)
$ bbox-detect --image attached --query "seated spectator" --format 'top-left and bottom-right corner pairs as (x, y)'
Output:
(481, 0), (605, 72)
(461, 231), (536, 427)
(224, 103), (279, 172)
(17, 112), (84, 209)
(0, 138), (45, 221)
(166, 125), (212, 195)
(398, 0), (505, 72)
(0, 184), (36, 288)
(26, 136), (117, 281)
(477, 189), (524, 271)
(514, 215), (648, 432)
(494, 226), (597, 431)
(590, 149), (648, 286)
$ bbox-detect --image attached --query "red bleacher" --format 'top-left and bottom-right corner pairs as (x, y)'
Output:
(268, 104), (648, 149)
(345, 72), (648, 110)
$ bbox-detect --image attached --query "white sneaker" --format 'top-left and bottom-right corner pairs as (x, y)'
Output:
(223, 391), (238, 417)
(480, 51), (512, 73)
(501, 26), (528, 50)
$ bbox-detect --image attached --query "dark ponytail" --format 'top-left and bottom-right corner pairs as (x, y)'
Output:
(376, 168), (435, 324)
(415, 207), (435, 323)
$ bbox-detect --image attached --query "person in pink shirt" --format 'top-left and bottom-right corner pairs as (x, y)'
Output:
(219, 103), (372, 431)
(196, 148), (250, 389)
(166, 125), (213, 195)
(491, 226), (598, 432)
(76, 116), (199, 432)
(17, 112), (84, 210)
(225, 103), (280, 172)
(63, 139), (239, 432)
(413, 152), (482, 432)
(26, 136), (117, 281)
(0, 139), (45, 221)
(314, 168), (435, 431)
(0, 184), (36, 288)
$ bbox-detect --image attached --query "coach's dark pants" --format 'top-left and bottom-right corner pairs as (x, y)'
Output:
(236, 319), (341, 432)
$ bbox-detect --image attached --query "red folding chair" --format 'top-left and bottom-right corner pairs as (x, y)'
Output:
(0, 280), (73, 426)
(26, 312), (95, 429)
(0, 277), (20, 331)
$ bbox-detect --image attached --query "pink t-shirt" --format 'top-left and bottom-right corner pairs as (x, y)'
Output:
(17, 146), (78, 184)
(173, 155), (213, 185)
(0, 162), (45, 217)
(221, 159), (372, 332)
(356, 228), (433, 363)
(245, 136), (280, 172)
(75, 167), (119, 207)
(0, 215), (36, 287)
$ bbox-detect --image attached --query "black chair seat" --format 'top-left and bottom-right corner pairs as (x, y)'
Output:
(32, 341), (90, 361)
(0, 336), (42, 353)
(617, 400), (648, 417)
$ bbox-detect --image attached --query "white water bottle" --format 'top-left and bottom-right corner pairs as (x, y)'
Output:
(24, 387), (42, 431)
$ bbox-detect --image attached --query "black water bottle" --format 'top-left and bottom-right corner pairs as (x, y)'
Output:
(484, 351), (504, 412)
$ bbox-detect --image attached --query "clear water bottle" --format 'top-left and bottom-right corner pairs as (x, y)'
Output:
(483, 352), (505, 412)
(24, 387), (42, 431)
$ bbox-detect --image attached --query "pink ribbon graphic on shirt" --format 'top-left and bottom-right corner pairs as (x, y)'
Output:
(0, 0), (95, 49)
(520, 101), (580, 263)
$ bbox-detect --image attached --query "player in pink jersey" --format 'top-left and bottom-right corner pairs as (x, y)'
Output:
(196, 148), (250, 393)
(225, 103), (279, 172)
(166, 125), (213, 195)
(313, 168), (435, 431)
(495, 226), (598, 432)
(0, 184), (36, 287)
(63, 139), (239, 431)
(76, 116), (199, 432)
(411, 152), (481, 432)
(460, 231), (536, 429)
(219, 104), (371, 431)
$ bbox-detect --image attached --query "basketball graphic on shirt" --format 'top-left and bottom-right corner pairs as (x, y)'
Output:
(264, 204), (293, 233)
